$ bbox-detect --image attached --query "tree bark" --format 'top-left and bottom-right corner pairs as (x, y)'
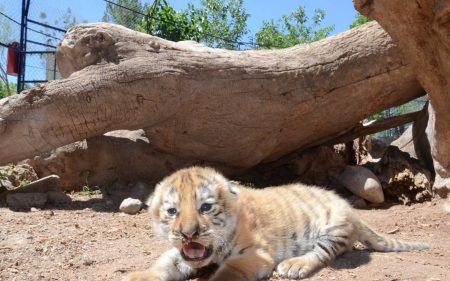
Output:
(0, 22), (423, 167)
(354, 0), (450, 196)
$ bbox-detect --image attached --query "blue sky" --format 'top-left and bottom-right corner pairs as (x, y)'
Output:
(69, 0), (359, 37)
(4, 0), (360, 44)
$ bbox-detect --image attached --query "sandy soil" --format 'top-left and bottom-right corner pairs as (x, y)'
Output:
(0, 194), (449, 281)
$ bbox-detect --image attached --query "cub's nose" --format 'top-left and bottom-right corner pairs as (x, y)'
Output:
(180, 224), (200, 239)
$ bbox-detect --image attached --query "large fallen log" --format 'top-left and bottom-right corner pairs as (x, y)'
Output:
(0, 22), (423, 167)
(354, 0), (450, 196)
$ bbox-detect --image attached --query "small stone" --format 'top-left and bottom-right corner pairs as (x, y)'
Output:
(44, 210), (55, 216)
(119, 198), (143, 214)
(8, 268), (19, 273)
(0, 178), (14, 190)
(30, 207), (39, 212)
(6, 192), (48, 210)
(338, 165), (384, 203)
(443, 200), (450, 214)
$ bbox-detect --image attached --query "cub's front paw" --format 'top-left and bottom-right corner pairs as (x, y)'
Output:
(276, 256), (320, 280)
(123, 271), (162, 281)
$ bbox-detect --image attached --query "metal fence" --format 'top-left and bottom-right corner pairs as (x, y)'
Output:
(0, 0), (65, 94)
(372, 96), (428, 139)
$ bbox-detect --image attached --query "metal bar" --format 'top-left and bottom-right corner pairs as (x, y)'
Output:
(24, 80), (48, 83)
(27, 18), (67, 33)
(103, 0), (146, 16)
(145, 14), (150, 34)
(27, 27), (62, 41)
(22, 0), (31, 91)
(25, 50), (56, 54)
(26, 39), (57, 49)
(53, 52), (57, 80)
(18, 0), (30, 93)
(0, 11), (21, 25)
(0, 42), (20, 51)
(145, 0), (159, 34)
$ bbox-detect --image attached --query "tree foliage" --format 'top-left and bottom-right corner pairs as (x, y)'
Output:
(0, 81), (16, 99)
(349, 14), (371, 29)
(255, 6), (334, 49)
(106, 1), (336, 50)
(136, 0), (249, 50)
(137, 0), (204, 42)
(102, 0), (143, 30)
(198, 0), (249, 49)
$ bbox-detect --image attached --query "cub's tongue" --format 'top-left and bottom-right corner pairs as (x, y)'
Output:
(182, 242), (206, 259)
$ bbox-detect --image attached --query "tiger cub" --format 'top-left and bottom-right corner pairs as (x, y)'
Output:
(125, 166), (429, 281)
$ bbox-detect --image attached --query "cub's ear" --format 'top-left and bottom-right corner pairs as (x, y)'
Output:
(228, 181), (240, 195)
(145, 182), (163, 209)
(145, 193), (154, 208)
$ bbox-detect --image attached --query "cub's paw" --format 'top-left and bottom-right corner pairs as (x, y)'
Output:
(276, 257), (315, 279)
(122, 271), (162, 281)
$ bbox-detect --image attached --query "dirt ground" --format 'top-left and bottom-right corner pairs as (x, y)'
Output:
(0, 194), (449, 281)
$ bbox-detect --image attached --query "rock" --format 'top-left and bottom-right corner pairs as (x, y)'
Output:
(351, 135), (372, 165)
(370, 137), (391, 159)
(0, 163), (38, 190)
(26, 131), (202, 191)
(47, 191), (72, 204)
(348, 195), (367, 209)
(0, 178), (14, 190)
(110, 179), (127, 191)
(433, 174), (449, 198)
(367, 146), (433, 204)
(18, 175), (61, 193)
(293, 146), (347, 187)
(119, 198), (143, 214)
(338, 165), (384, 203)
(6, 193), (48, 210)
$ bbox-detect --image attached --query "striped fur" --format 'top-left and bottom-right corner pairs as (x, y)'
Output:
(124, 167), (429, 281)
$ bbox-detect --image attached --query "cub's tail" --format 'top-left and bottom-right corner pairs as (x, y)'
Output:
(357, 222), (430, 252)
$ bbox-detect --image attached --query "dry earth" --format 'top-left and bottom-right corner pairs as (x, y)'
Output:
(0, 194), (449, 281)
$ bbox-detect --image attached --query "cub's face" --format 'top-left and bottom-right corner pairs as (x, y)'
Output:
(148, 167), (239, 268)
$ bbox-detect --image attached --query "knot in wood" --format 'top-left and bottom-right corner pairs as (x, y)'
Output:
(148, 41), (160, 51)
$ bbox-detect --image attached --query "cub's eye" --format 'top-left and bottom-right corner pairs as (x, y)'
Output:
(199, 203), (213, 213)
(167, 208), (178, 216)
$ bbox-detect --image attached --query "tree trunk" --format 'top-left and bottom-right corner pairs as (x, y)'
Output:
(0, 22), (423, 167)
(354, 0), (450, 196)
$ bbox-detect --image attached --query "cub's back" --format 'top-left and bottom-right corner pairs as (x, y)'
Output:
(239, 183), (354, 226)
(237, 184), (356, 261)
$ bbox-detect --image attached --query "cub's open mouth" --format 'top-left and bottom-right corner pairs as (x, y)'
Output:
(180, 242), (212, 262)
